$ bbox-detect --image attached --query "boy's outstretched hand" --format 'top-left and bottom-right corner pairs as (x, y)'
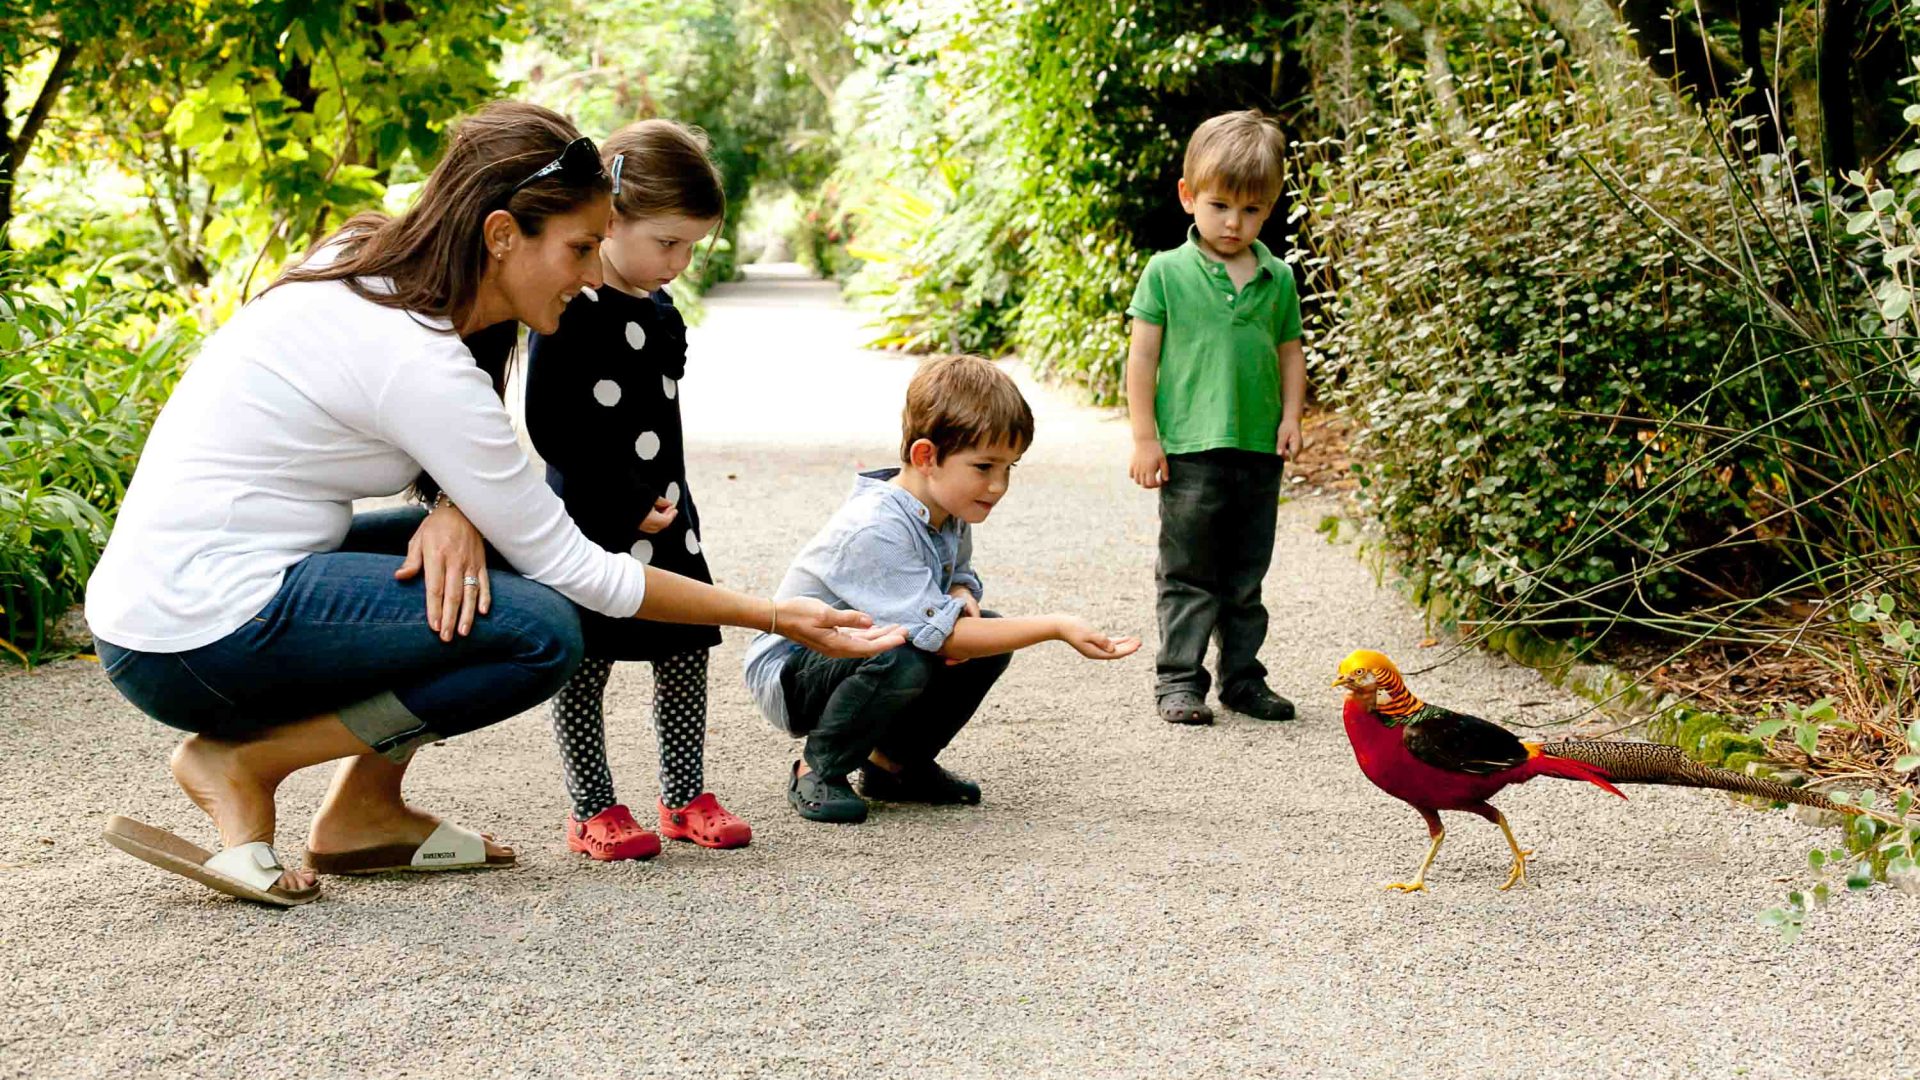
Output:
(1057, 616), (1142, 660)
(1129, 437), (1169, 489)
(776, 596), (908, 659)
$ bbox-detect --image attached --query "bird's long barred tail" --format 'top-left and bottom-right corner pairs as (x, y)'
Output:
(1544, 740), (1862, 816)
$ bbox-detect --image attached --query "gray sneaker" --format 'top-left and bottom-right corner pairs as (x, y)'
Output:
(788, 762), (868, 824)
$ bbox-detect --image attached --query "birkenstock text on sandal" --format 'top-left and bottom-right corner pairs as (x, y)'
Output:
(305, 820), (514, 875)
(102, 815), (319, 907)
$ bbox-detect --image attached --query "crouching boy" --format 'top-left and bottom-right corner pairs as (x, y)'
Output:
(743, 355), (1140, 823)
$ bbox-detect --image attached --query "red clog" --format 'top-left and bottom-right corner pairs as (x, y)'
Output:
(658, 792), (752, 849)
(566, 804), (661, 862)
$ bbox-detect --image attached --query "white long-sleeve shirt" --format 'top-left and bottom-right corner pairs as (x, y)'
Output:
(85, 277), (647, 652)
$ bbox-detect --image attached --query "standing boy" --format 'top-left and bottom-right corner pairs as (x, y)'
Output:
(744, 356), (1141, 823)
(1126, 110), (1307, 726)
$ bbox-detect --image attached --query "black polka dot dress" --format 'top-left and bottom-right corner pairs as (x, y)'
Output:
(525, 285), (719, 660)
(526, 284), (719, 814)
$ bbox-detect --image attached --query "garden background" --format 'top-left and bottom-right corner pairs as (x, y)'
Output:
(3, 0), (1917, 906)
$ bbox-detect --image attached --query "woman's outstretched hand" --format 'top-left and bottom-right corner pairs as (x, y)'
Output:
(775, 597), (907, 659)
(396, 503), (490, 641)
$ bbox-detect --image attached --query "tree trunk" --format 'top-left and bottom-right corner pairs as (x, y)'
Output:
(0, 39), (79, 244)
(1853, 2), (1909, 171)
(1, 64), (12, 244)
(1530, 0), (1627, 63)
(1735, 1), (1776, 96)
(1612, 0), (1776, 150)
(1819, 0), (1858, 176)
(1382, 2), (1476, 148)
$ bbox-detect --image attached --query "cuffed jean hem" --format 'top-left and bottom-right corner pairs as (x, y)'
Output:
(339, 691), (437, 762)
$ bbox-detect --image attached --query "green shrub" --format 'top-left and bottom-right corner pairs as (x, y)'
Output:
(828, 6), (1028, 355)
(0, 261), (194, 662)
(1296, 28), (1900, 626)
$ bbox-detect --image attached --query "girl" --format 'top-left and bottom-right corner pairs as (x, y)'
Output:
(525, 120), (748, 860)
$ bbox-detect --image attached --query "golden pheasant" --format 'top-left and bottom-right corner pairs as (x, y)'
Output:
(1332, 648), (1868, 892)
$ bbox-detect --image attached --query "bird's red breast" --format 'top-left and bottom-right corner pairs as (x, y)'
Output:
(1342, 698), (1522, 811)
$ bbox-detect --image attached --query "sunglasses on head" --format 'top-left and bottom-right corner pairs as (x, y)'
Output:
(502, 136), (607, 201)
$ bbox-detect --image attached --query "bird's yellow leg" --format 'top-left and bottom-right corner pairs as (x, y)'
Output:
(1492, 810), (1534, 891)
(1386, 829), (1444, 894)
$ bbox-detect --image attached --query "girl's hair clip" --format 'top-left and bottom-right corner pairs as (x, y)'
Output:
(611, 153), (625, 196)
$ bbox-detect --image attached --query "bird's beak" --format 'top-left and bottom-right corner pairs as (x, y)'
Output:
(1331, 674), (1353, 690)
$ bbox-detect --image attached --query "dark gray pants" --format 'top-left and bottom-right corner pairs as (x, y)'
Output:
(1155, 450), (1282, 701)
(779, 614), (1010, 782)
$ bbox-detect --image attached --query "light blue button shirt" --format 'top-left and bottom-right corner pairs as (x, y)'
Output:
(743, 468), (984, 733)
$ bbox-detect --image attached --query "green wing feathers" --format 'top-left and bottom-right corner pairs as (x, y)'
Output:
(1544, 740), (1860, 816)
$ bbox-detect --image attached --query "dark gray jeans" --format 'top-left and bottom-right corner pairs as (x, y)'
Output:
(778, 613), (1010, 782)
(1155, 450), (1282, 701)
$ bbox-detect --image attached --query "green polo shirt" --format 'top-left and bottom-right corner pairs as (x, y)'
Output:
(1126, 227), (1302, 456)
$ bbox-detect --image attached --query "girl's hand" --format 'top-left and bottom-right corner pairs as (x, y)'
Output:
(774, 597), (908, 659)
(1054, 615), (1141, 660)
(1129, 438), (1169, 489)
(395, 503), (490, 641)
(638, 497), (678, 534)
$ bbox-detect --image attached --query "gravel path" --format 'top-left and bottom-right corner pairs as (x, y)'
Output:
(4, 265), (1913, 1079)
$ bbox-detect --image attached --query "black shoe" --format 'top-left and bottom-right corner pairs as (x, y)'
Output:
(788, 762), (868, 823)
(1158, 691), (1215, 726)
(858, 759), (982, 805)
(1221, 683), (1296, 722)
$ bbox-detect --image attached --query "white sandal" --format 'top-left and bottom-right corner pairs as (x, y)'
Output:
(304, 820), (514, 875)
(103, 815), (319, 907)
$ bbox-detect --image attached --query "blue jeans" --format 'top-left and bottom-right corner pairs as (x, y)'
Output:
(95, 509), (585, 761)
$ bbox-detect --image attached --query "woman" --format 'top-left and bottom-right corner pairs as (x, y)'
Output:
(86, 101), (903, 906)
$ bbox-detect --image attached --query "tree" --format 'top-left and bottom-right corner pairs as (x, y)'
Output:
(0, 2), (115, 242)
(20, 0), (520, 284)
(521, 0), (851, 283)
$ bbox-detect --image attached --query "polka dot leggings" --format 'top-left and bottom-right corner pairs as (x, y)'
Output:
(549, 650), (709, 819)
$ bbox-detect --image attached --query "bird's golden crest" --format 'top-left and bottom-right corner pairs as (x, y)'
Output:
(1333, 649), (1423, 718)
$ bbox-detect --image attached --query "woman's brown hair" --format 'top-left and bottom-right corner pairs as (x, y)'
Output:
(602, 119), (725, 222)
(273, 100), (611, 333)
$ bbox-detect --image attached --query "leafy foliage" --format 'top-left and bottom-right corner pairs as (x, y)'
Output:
(1299, 29), (1793, 618)
(830, 0), (1307, 397)
(1301, 14), (1918, 643)
(515, 0), (845, 291)
(1, 1), (522, 659)
(39, 0), (521, 289)
(827, 4), (1027, 354)
(0, 260), (194, 662)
